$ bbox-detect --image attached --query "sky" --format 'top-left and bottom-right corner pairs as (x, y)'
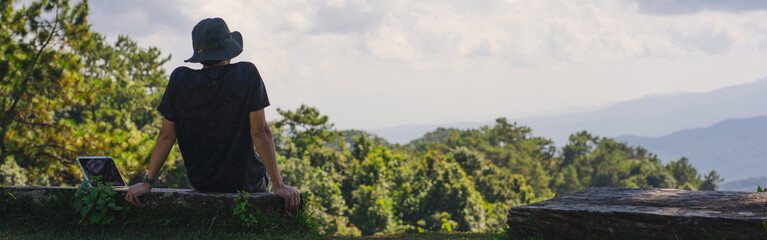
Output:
(83, 0), (767, 130)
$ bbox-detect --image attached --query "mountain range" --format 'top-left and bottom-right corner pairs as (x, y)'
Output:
(371, 77), (767, 146)
(517, 77), (767, 146)
(615, 116), (767, 182)
(368, 77), (767, 182)
(718, 176), (767, 192)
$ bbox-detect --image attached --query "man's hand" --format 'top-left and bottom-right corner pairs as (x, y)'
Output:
(126, 118), (174, 207)
(273, 184), (300, 210)
(125, 182), (152, 207)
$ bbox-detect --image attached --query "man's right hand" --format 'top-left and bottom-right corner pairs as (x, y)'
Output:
(273, 184), (300, 210)
(125, 182), (152, 207)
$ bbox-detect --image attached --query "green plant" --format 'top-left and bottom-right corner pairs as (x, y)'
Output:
(232, 190), (259, 227)
(293, 191), (320, 234)
(231, 190), (320, 236)
(758, 185), (764, 192)
(71, 176), (130, 226)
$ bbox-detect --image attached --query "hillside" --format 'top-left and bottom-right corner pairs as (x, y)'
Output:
(520, 77), (767, 145)
(615, 116), (767, 182)
(371, 77), (767, 145)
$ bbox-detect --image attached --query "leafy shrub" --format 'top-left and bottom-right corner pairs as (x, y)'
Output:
(71, 176), (130, 226)
(232, 190), (258, 227)
(0, 157), (28, 186)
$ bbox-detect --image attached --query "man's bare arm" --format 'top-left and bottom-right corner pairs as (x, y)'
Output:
(125, 117), (176, 206)
(249, 110), (300, 210)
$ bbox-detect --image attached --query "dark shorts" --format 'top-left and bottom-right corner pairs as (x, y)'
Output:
(244, 174), (269, 193)
(243, 159), (269, 193)
(190, 158), (268, 193)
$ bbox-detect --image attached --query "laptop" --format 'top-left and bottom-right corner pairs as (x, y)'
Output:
(76, 156), (127, 188)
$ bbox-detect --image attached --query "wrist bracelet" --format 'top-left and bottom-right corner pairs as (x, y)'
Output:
(143, 172), (158, 184)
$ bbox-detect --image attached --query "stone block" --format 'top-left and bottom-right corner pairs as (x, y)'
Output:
(1, 186), (300, 212)
(507, 187), (767, 239)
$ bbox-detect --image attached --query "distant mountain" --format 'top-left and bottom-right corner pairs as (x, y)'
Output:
(719, 176), (767, 192)
(370, 77), (767, 146)
(517, 77), (767, 145)
(615, 116), (767, 182)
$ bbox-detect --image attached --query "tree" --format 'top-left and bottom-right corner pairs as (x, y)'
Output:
(412, 118), (557, 199)
(1, 0), (90, 182)
(699, 170), (723, 191)
(555, 131), (710, 194)
(274, 104), (338, 160)
(666, 157), (700, 189)
(451, 147), (534, 205)
(348, 184), (395, 235)
(1, 0), (175, 185)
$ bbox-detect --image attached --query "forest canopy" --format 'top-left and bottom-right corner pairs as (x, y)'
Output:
(0, 0), (723, 236)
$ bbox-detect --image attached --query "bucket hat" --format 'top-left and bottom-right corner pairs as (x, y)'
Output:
(185, 17), (243, 63)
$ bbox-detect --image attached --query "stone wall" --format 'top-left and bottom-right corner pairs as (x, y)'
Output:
(0, 186), (299, 211)
(507, 187), (767, 239)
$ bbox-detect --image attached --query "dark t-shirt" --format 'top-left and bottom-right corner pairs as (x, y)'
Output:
(157, 62), (269, 192)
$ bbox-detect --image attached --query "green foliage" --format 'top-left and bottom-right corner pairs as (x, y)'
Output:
(0, 0), (180, 186)
(232, 190), (258, 227)
(666, 157), (699, 188)
(553, 131), (717, 195)
(409, 118), (558, 200)
(349, 184), (395, 235)
(453, 147), (534, 205)
(699, 170), (724, 191)
(71, 176), (130, 226)
(7, 192), (17, 200)
(230, 190), (319, 235)
(0, 157), (28, 186)
(758, 186), (764, 192)
(274, 104), (340, 161)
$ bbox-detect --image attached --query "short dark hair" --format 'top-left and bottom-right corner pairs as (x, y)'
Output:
(201, 59), (227, 67)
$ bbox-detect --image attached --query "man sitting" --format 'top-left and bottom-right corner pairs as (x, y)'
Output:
(125, 17), (300, 210)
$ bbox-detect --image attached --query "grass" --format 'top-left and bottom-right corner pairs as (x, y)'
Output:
(0, 221), (512, 240)
(329, 232), (507, 240)
(0, 226), (318, 240)
(0, 227), (512, 240)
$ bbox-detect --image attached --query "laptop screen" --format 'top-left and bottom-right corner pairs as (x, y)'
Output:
(77, 157), (126, 187)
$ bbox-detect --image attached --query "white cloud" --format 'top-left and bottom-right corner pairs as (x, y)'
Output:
(87, 0), (767, 129)
(628, 0), (767, 15)
(365, 26), (429, 68)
